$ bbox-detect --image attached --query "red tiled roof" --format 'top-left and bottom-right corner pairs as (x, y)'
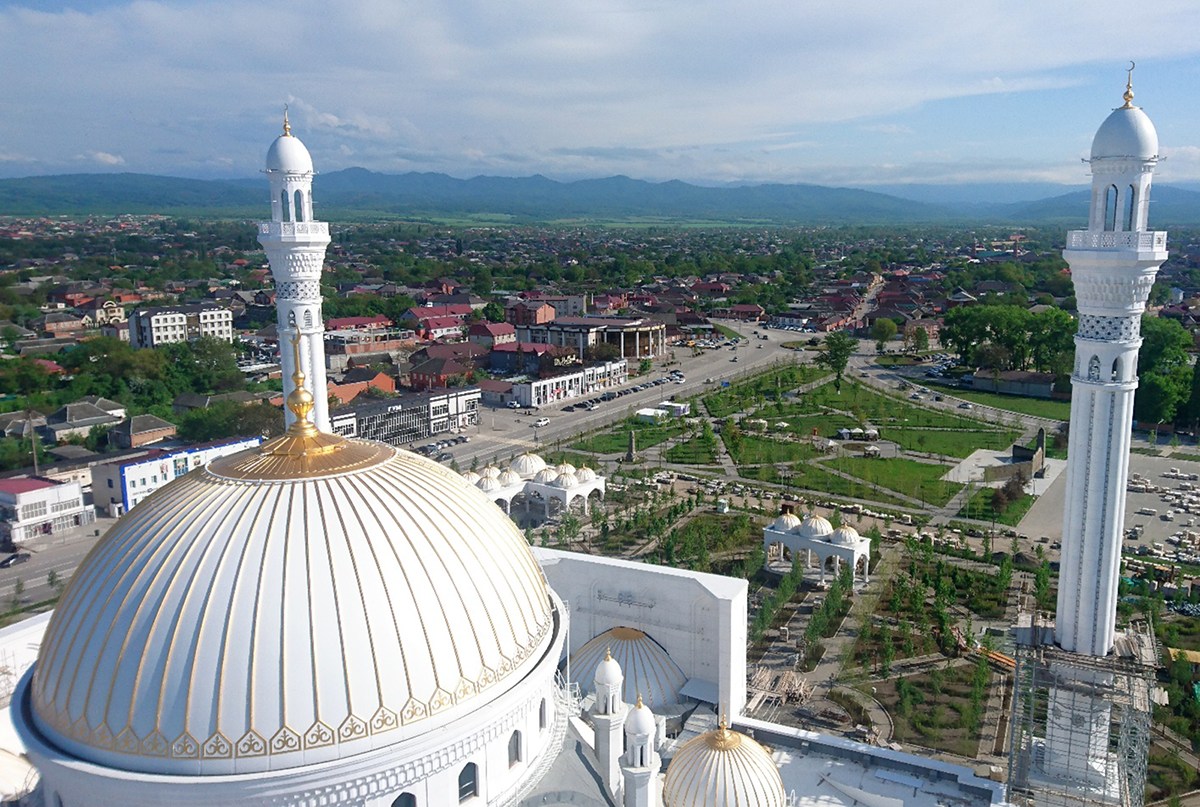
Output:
(0, 478), (57, 494)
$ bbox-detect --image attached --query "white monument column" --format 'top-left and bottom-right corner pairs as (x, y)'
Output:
(1055, 73), (1168, 658)
(258, 109), (333, 432)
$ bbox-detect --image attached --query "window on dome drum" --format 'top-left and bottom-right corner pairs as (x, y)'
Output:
(1104, 184), (1118, 231)
(539, 699), (547, 730)
(294, 190), (305, 222)
(391, 794), (416, 807)
(1125, 185), (1136, 231)
(509, 731), (522, 767)
(458, 762), (478, 802)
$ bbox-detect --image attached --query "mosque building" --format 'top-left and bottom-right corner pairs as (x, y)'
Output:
(0, 79), (1161, 806)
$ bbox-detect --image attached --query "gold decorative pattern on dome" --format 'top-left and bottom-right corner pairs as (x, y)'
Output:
(704, 716), (743, 750)
(610, 626), (646, 640)
(1122, 61), (1135, 109)
(209, 335), (393, 479)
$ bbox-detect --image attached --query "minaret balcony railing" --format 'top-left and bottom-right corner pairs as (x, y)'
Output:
(258, 221), (329, 238)
(1066, 230), (1167, 251)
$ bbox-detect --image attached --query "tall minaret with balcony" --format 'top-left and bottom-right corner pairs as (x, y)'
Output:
(258, 109), (332, 432)
(1056, 72), (1168, 658)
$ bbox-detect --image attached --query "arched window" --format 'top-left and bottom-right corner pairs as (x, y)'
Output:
(392, 794), (416, 807)
(294, 189), (305, 222)
(1125, 184), (1136, 231)
(1104, 185), (1118, 231)
(458, 762), (478, 802)
(509, 730), (522, 767)
(1111, 358), (1121, 382)
(303, 310), (313, 328)
(281, 190), (291, 222)
(539, 699), (547, 730)
(1087, 355), (1101, 381)
(287, 311), (296, 328)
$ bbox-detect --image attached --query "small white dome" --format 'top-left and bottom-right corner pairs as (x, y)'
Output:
(625, 697), (656, 738)
(1091, 104), (1158, 161)
(534, 468), (560, 484)
(800, 513), (833, 538)
(509, 453), (547, 478)
(555, 463), (577, 476)
(770, 512), (802, 532)
(552, 472), (579, 489)
(477, 475), (503, 493)
(593, 650), (623, 688)
(499, 469), (523, 487)
(662, 721), (786, 807)
(831, 525), (860, 546)
(480, 465), (502, 479)
(461, 470), (481, 484)
(576, 467), (597, 483)
(265, 133), (314, 173)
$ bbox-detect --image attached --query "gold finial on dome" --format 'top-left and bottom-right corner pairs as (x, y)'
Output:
(604, 646), (612, 662)
(636, 693), (644, 709)
(1122, 61), (1136, 109)
(283, 104), (292, 136)
(705, 714), (743, 750)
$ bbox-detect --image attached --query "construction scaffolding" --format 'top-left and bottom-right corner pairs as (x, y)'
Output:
(1007, 613), (1160, 807)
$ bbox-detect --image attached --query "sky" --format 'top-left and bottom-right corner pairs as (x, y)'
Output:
(2, 0), (1200, 188)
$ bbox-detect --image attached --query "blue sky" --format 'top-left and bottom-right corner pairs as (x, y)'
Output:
(1, 0), (1199, 187)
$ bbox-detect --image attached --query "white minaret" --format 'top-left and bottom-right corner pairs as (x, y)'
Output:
(592, 648), (627, 800)
(621, 695), (660, 807)
(1055, 71), (1168, 657)
(258, 109), (333, 432)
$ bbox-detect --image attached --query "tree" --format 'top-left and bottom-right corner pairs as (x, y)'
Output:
(870, 318), (897, 353)
(815, 331), (856, 392)
(1136, 316), (1193, 424)
(910, 327), (930, 354)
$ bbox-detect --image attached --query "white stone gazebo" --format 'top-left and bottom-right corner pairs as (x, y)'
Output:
(761, 505), (871, 583)
(464, 452), (606, 521)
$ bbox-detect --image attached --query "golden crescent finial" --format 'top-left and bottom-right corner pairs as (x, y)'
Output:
(283, 104), (292, 137)
(636, 693), (643, 709)
(604, 646), (612, 662)
(1122, 61), (1135, 108)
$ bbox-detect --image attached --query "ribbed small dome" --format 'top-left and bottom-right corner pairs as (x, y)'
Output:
(594, 650), (623, 688)
(663, 722), (786, 807)
(461, 470), (481, 484)
(480, 465), (502, 479)
(831, 525), (860, 546)
(552, 472), (578, 489)
(498, 469), (523, 487)
(770, 512), (802, 532)
(1092, 104), (1158, 161)
(477, 475), (502, 493)
(30, 440), (553, 776)
(800, 513), (833, 538)
(555, 463), (577, 476)
(265, 133), (314, 173)
(576, 467), (597, 483)
(534, 468), (560, 484)
(571, 626), (685, 708)
(509, 453), (547, 478)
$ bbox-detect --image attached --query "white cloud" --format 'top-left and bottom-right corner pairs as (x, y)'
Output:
(78, 151), (125, 166)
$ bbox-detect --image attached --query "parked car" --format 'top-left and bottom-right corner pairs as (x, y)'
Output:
(533, 417), (550, 427)
(506, 401), (520, 409)
(0, 553), (30, 569)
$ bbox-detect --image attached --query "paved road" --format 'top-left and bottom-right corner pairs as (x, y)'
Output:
(1, 517), (117, 606)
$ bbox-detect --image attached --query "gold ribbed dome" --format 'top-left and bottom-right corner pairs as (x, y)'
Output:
(30, 388), (555, 776)
(663, 720), (786, 807)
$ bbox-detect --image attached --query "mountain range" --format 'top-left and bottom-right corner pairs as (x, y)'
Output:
(0, 169), (1198, 226)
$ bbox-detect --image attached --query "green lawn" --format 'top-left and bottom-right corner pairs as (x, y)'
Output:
(725, 435), (818, 465)
(664, 434), (719, 465)
(957, 488), (1036, 526)
(886, 427), (1020, 458)
(926, 382), (1070, 421)
(798, 381), (992, 431)
(702, 365), (829, 418)
(739, 462), (909, 506)
(571, 418), (685, 453)
(830, 456), (962, 507)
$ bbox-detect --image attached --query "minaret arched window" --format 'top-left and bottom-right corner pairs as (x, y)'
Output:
(508, 730), (522, 767)
(1104, 185), (1118, 231)
(287, 311), (296, 328)
(391, 794), (416, 807)
(1088, 355), (1101, 381)
(294, 189), (305, 222)
(303, 310), (313, 328)
(539, 699), (547, 730)
(458, 762), (478, 801)
(1125, 184), (1137, 231)
(281, 190), (291, 222)
(1111, 357), (1121, 381)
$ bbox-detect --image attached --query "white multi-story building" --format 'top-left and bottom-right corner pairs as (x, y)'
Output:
(0, 478), (94, 546)
(91, 436), (263, 516)
(511, 359), (628, 408)
(128, 303), (234, 348)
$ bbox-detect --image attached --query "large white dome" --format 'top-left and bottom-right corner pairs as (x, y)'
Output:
(29, 432), (554, 776)
(663, 721), (786, 807)
(1091, 105), (1158, 161)
(571, 626), (685, 708)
